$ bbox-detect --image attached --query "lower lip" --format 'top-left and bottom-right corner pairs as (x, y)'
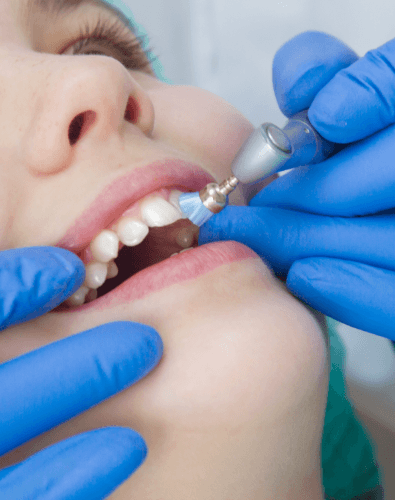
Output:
(60, 241), (258, 313)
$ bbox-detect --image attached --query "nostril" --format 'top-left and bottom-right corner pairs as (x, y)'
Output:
(68, 111), (96, 146)
(124, 96), (139, 124)
(68, 113), (84, 146)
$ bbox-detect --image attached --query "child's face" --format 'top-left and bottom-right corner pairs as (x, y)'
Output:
(0, 1), (329, 496)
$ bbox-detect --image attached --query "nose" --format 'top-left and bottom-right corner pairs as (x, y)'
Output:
(20, 55), (155, 175)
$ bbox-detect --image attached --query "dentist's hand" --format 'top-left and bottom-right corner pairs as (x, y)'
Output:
(0, 247), (163, 499)
(200, 31), (395, 340)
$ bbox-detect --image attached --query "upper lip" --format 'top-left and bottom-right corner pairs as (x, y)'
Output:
(56, 158), (215, 254)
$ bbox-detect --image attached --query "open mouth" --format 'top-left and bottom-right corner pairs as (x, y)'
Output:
(95, 218), (198, 301)
(60, 188), (199, 308)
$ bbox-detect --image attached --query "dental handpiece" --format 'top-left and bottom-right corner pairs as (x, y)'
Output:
(179, 109), (338, 226)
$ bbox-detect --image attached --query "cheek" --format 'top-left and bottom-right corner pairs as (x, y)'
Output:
(151, 85), (254, 178)
(111, 262), (328, 434)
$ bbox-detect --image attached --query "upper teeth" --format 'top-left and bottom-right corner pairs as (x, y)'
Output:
(90, 191), (185, 264)
(65, 189), (196, 307)
(140, 195), (185, 227)
(117, 218), (149, 246)
(107, 261), (119, 279)
(90, 230), (119, 263)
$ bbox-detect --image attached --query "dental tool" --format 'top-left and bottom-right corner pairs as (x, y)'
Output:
(178, 110), (338, 226)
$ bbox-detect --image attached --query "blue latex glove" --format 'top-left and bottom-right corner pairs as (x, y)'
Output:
(200, 31), (395, 340)
(0, 247), (163, 499)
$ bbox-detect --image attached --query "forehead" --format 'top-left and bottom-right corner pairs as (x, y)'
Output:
(21, 0), (129, 22)
(20, 0), (131, 29)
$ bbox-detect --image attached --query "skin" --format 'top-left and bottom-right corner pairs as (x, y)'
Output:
(0, 0), (329, 498)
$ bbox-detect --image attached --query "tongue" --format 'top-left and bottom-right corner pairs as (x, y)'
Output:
(97, 219), (198, 298)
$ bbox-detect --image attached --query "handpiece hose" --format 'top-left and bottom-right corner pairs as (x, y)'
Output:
(178, 109), (338, 226)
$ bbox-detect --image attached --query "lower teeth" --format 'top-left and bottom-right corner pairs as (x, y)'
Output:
(86, 289), (98, 303)
(171, 247), (194, 257)
(176, 228), (195, 248)
(107, 261), (119, 279)
(65, 286), (89, 307)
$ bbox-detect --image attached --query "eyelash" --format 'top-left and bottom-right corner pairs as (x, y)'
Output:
(64, 17), (156, 72)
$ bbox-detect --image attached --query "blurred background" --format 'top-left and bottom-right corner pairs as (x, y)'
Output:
(128, 0), (395, 128)
(124, 0), (395, 488)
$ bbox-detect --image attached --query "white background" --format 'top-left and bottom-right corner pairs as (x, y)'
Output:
(124, 0), (395, 427)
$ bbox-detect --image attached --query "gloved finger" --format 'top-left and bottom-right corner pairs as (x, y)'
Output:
(0, 322), (163, 456)
(251, 122), (395, 216)
(0, 428), (146, 500)
(273, 31), (358, 117)
(309, 37), (395, 143)
(198, 206), (395, 277)
(0, 247), (85, 330)
(287, 257), (395, 340)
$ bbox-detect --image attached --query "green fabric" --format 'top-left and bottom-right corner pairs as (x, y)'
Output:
(322, 317), (382, 499)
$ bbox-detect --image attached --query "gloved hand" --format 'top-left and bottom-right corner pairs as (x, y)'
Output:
(0, 247), (163, 499)
(200, 31), (395, 340)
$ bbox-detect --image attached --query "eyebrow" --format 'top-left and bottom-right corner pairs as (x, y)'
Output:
(24, 0), (137, 33)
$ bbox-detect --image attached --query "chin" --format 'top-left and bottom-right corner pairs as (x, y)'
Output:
(0, 246), (328, 500)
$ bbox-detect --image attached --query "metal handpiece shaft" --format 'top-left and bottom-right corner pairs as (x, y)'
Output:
(186, 109), (339, 225)
(230, 109), (337, 184)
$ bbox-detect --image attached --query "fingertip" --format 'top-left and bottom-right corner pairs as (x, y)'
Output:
(309, 41), (395, 143)
(22, 247), (86, 297)
(286, 260), (324, 314)
(142, 324), (164, 371)
(287, 259), (314, 293)
(89, 427), (148, 491)
(198, 209), (231, 245)
(101, 321), (164, 375)
(100, 427), (148, 470)
(122, 428), (148, 468)
(273, 31), (358, 117)
(287, 258), (341, 316)
(308, 85), (357, 143)
(48, 247), (86, 296)
(0, 428), (149, 500)
(198, 222), (218, 245)
(0, 247), (86, 328)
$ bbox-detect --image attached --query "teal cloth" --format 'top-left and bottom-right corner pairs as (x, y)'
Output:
(322, 317), (382, 499)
